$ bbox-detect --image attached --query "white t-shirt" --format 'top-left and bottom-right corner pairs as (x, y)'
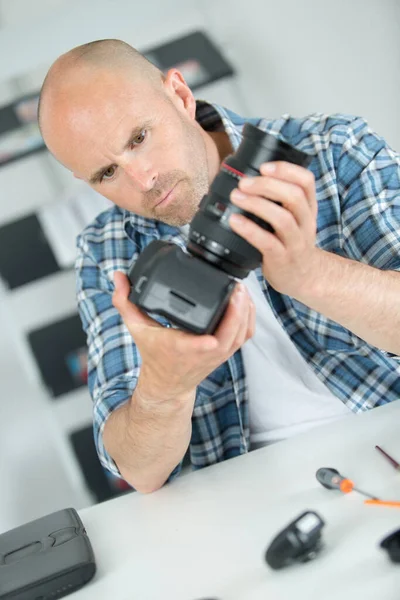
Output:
(242, 272), (351, 449)
(178, 225), (351, 448)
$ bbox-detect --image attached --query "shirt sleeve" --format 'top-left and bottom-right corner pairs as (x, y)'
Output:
(75, 235), (137, 476)
(75, 234), (183, 483)
(337, 116), (400, 270)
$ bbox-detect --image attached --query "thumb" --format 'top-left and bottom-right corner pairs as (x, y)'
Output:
(112, 271), (160, 329)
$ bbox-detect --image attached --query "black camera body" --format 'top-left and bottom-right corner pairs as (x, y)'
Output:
(128, 123), (312, 334)
(128, 240), (236, 335)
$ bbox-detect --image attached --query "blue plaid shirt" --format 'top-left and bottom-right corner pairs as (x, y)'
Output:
(76, 101), (400, 480)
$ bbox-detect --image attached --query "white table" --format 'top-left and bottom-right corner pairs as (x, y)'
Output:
(77, 401), (400, 600)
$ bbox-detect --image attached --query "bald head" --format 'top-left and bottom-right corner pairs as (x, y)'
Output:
(35, 38), (208, 225)
(58, 38), (156, 70)
(38, 39), (163, 151)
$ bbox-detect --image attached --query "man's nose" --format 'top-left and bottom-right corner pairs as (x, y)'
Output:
(124, 160), (157, 191)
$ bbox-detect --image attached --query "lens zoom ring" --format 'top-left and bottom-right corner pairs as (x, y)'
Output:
(190, 212), (260, 263)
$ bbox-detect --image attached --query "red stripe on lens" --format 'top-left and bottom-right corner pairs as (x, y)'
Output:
(221, 162), (245, 178)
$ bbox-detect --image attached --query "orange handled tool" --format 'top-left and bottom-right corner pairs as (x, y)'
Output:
(364, 499), (400, 508)
(316, 467), (379, 500)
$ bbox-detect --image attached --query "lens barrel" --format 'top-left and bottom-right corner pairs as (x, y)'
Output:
(187, 123), (313, 279)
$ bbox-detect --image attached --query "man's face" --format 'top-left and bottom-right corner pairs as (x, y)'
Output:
(45, 69), (210, 226)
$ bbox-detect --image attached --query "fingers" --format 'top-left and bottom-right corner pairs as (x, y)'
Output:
(213, 283), (245, 348)
(170, 328), (219, 355)
(234, 160), (317, 223)
(259, 161), (317, 218)
(238, 179), (311, 229)
(246, 296), (256, 341)
(231, 190), (299, 246)
(229, 211), (285, 256)
(112, 271), (160, 329)
(232, 290), (254, 348)
(213, 284), (253, 352)
(178, 286), (254, 356)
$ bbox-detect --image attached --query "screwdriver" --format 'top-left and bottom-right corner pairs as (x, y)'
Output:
(316, 467), (379, 500)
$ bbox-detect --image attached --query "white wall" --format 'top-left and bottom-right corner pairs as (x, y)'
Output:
(207, 0), (400, 148)
(0, 0), (398, 532)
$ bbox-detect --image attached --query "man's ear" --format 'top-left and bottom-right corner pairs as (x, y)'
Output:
(73, 172), (83, 180)
(163, 68), (196, 119)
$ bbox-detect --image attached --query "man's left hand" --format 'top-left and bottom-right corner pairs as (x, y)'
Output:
(229, 161), (323, 297)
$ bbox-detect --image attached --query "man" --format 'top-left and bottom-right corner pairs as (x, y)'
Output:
(38, 39), (400, 494)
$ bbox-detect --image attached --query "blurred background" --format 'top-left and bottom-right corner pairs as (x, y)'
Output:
(0, 0), (399, 533)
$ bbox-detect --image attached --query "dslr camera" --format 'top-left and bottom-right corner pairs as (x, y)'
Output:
(128, 123), (312, 334)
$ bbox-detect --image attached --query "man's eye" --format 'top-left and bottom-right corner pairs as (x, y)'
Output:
(131, 130), (146, 146)
(102, 166), (116, 180)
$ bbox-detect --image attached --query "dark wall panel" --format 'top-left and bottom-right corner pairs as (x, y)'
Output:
(27, 314), (87, 398)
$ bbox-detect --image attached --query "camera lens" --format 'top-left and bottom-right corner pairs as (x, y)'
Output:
(187, 123), (313, 279)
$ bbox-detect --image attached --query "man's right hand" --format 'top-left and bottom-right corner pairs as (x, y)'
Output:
(112, 271), (255, 404)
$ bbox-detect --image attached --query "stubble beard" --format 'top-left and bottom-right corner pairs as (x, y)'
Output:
(153, 172), (209, 227)
(148, 125), (210, 227)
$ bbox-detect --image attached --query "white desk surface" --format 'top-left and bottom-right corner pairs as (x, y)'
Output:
(77, 401), (400, 600)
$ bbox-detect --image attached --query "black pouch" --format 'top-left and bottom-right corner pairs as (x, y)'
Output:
(0, 507), (96, 599)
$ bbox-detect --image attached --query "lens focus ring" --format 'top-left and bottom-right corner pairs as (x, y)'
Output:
(189, 212), (261, 266)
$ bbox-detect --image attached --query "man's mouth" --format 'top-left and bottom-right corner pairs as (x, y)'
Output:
(154, 182), (179, 208)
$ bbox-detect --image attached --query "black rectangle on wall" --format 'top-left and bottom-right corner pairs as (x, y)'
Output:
(0, 104), (19, 134)
(0, 214), (60, 289)
(27, 313), (87, 397)
(144, 30), (235, 90)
